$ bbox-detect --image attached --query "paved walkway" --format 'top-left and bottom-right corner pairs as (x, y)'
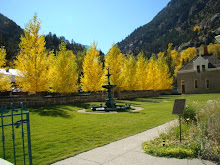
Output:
(53, 120), (215, 165)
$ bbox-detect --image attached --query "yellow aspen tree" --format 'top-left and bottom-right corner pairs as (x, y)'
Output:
(156, 57), (173, 90)
(170, 50), (181, 75)
(15, 14), (49, 92)
(80, 43), (104, 92)
(180, 47), (197, 64)
(135, 51), (148, 90)
(120, 55), (136, 90)
(49, 42), (78, 93)
(208, 43), (220, 59)
(193, 25), (200, 32)
(105, 44), (124, 88)
(0, 46), (12, 91)
(146, 55), (158, 90)
(157, 52), (165, 58)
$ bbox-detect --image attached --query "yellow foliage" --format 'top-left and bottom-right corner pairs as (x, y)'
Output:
(105, 44), (124, 88)
(0, 74), (11, 92)
(146, 56), (173, 90)
(135, 52), (148, 90)
(157, 52), (165, 58)
(0, 46), (6, 67)
(0, 46), (12, 92)
(120, 55), (136, 91)
(173, 47), (198, 73)
(180, 47), (197, 64)
(15, 14), (49, 92)
(146, 55), (158, 90)
(193, 25), (200, 32)
(80, 43), (104, 92)
(171, 50), (180, 63)
(49, 42), (78, 93)
(156, 57), (173, 90)
(170, 50), (181, 75)
(208, 43), (220, 59)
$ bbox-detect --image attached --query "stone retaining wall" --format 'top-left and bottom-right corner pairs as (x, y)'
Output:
(0, 90), (164, 108)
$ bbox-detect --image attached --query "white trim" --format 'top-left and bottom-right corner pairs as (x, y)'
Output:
(177, 67), (220, 73)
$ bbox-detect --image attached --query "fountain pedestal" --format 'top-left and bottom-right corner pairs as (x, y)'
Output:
(91, 68), (130, 112)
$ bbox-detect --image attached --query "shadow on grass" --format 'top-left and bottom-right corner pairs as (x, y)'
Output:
(124, 97), (169, 103)
(29, 105), (73, 118)
(29, 103), (95, 118)
(74, 103), (92, 109)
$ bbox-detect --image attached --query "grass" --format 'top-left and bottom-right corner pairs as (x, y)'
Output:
(1, 93), (219, 164)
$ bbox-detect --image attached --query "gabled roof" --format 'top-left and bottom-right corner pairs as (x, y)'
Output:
(178, 55), (220, 71)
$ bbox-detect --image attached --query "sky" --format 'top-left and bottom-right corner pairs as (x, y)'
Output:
(1, 0), (170, 54)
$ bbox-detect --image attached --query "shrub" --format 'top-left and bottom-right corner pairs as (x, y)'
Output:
(143, 100), (220, 162)
(190, 100), (220, 162)
(183, 105), (197, 123)
(143, 141), (197, 159)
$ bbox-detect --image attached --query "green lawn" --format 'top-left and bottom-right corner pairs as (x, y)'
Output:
(1, 93), (219, 164)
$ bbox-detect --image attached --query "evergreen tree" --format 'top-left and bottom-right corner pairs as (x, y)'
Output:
(80, 43), (104, 92)
(15, 14), (49, 92)
(76, 50), (86, 82)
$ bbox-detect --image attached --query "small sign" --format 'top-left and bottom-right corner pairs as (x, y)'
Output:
(172, 99), (186, 115)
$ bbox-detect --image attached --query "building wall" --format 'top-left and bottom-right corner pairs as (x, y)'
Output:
(177, 69), (220, 94)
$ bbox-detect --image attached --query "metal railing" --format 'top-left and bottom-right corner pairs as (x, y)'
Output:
(0, 103), (32, 165)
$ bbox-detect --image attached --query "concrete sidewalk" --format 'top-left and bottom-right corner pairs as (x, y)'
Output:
(52, 120), (215, 165)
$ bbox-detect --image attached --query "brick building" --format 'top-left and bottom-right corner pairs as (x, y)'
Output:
(176, 54), (220, 94)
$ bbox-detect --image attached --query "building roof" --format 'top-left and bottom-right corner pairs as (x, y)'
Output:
(178, 55), (220, 71)
(0, 69), (20, 76)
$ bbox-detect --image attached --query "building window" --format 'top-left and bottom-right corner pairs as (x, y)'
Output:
(197, 65), (200, 73)
(194, 80), (198, 88)
(206, 79), (210, 89)
(202, 65), (205, 72)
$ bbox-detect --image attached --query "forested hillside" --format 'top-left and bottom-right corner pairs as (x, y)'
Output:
(118, 0), (220, 56)
(0, 13), (87, 61)
(0, 13), (23, 60)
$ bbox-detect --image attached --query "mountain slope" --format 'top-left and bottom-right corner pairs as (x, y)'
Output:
(118, 0), (220, 56)
(0, 13), (87, 61)
(0, 13), (23, 60)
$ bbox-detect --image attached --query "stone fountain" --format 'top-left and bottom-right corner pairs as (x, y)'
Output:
(91, 68), (130, 112)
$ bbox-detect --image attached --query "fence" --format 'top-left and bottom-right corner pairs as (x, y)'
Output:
(0, 103), (32, 165)
(0, 90), (165, 108)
